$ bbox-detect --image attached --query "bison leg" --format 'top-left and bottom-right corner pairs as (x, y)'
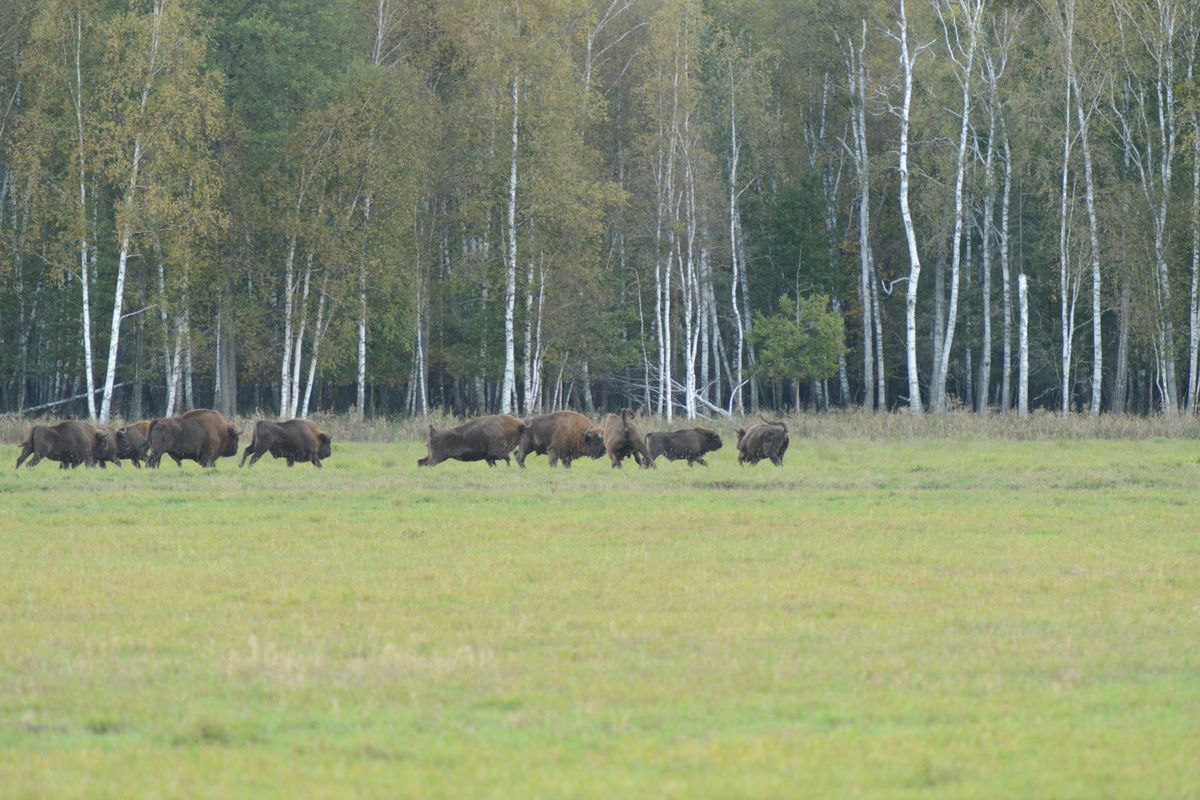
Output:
(609, 453), (622, 469)
(515, 446), (528, 469)
(695, 457), (708, 467)
(15, 444), (32, 469)
(26, 453), (44, 469)
(238, 445), (254, 468)
(171, 454), (184, 468)
(311, 455), (322, 468)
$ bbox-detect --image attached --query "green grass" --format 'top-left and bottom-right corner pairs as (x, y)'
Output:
(2, 440), (1198, 798)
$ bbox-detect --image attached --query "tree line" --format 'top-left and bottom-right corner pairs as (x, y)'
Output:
(1, 0), (1198, 421)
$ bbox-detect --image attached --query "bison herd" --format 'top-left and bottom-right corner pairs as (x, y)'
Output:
(418, 409), (789, 469)
(13, 407), (789, 472)
(15, 409), (333, 471)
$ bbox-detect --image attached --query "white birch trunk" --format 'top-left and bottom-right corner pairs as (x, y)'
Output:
(290, 249), (313, 417)
(895, 0), (926, 413)
(1070, 72), (1102, 414)
(301, 273), (330, 419)
(932, 0), (982, 413)
(99, 0), (164, 422)
(356, 195), (371, 420)
(500, 72), (520, 415)
(1018, 272), (1029, 417)
(71, 12), (96, 419)
(279, 234), (297, 417)
(847, 20), (875, 408)
(999, 130), (1013, 412)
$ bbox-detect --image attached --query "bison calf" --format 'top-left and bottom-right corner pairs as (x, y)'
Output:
(515, 411), (605, 468)
(736, 417), (789, 467)
(240, 419), (332, 468)
(645, 427), (723, 467)
(419, 414), (527, 468)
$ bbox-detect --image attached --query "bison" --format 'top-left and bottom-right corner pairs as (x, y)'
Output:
(736, 416), (789, 467)
(602, 407), (654, 469)
(514, 411), (605, 468)
(418, 414), (527, 468)
(90, 425), (122, 469)
(239, 419), (332, 468)
(645, 427), (723, 467)
(146, 408), (240, 468)
(15, 420), (113, 469)
(115, 420), (151, 468)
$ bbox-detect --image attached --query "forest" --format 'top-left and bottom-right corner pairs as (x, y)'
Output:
(0, 0), (1197, 421)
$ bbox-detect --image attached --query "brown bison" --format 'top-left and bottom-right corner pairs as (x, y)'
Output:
(15, 420), (116, 469)
(602, 407), (654, 469)
(115, 420), (151, 468)
(645, 427), (723, 467)
(90, 425), (122, 468)
(239, 419), (332, 468)
(514, 411), (605, 468)
(418, 414), (527, 468)
(146, 408), (240, 468)
(736, 416), (789, 467)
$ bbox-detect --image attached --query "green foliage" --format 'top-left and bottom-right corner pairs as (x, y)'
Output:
(750, 293), (845, 383)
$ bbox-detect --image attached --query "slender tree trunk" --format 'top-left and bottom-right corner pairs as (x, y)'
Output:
(999, 131), (1013, 412)
(279, 234), (297, 416)
(1188, 93), (1200, 409)
(356, 195), (371, 420)
(896, 0), (925, 413)
(1071, 75), (1102, 415)
(847, 20), (875, 409)
(1115, 280), (1131, 413)
(1058, 28), (1073, 416)
(1018, 272), (1029, 417)
(501, 72), (520, 414)
(100, 0), (164, 422)
(301, 272), (330, 419)
(932, 0), (979, 413)
(157, 260), (176, 417)
(71, 12), (96, 419)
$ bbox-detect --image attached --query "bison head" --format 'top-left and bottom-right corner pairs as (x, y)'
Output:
(418, 425), (441, 467)
(582, 428), (605, 459)
(222, 425), (241, 457)
(93, 428), (119, 465)
(317, 432), (332, 460)
(702, 429), (723, 453)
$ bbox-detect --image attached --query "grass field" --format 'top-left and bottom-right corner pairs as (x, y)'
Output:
(2, 435), (1199, 798)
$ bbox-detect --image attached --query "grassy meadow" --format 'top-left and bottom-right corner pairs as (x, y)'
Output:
(2, 424), (1199, 798)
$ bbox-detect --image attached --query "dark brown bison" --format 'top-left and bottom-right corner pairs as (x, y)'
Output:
(514, 411), (605, 468)
(240, 419), (333, 468)
(115, 421), (151, 468)
(90, 425), (122, 468)
(645, 427), (723, 467)
(736, 416), (789, 466)
(602, 407), (654, 469)
(418, 414), (527, 468)
(146, 408), (240, 468)
(15, 420), (114, 469)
